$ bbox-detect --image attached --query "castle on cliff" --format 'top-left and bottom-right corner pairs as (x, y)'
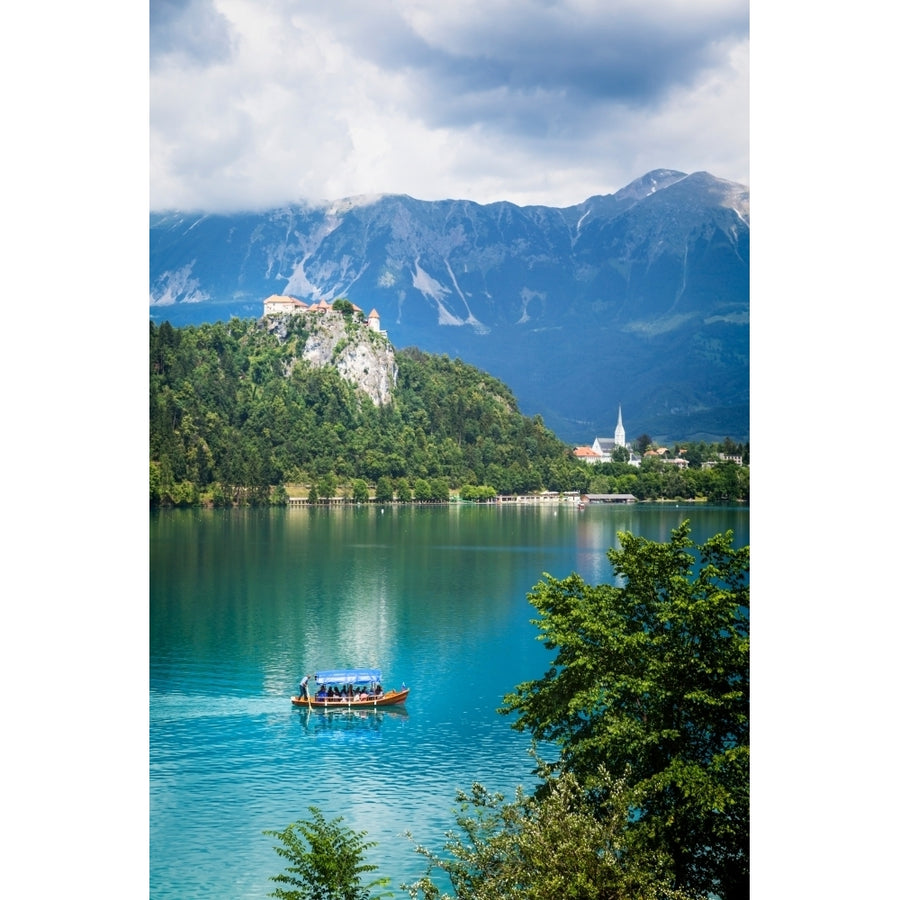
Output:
(263, 294), (383, 334)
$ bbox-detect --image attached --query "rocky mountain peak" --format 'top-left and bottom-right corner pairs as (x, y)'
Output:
(152, 170), (749, 442)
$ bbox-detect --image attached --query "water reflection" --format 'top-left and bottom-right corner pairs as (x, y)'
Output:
(296, 706), (410, 735)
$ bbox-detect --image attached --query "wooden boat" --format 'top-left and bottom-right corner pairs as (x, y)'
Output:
(291, 667), (409, 709)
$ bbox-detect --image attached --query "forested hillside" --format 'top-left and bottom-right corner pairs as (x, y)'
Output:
(149, 317), (582, 506)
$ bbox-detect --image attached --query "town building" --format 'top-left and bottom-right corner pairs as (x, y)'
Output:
(575, 406), (640, 465)
(573, 445), (603, 464)
(643, 447), (690, 468)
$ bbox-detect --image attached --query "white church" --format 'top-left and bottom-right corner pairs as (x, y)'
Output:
(573, 406), (640, 466)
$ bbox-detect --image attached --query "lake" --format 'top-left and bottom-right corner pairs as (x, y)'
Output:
(150, 503), (748, 898)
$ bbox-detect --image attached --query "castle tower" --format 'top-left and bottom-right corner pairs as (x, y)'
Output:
(614, 405), (625, 447)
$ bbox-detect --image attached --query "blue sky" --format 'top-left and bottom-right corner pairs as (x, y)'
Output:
(150, 0), (748, 211)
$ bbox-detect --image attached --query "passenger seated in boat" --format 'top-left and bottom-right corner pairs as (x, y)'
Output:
(374, 684), (383, 697)
(315, 686), (327, 701)
(358, 689), (368, 701)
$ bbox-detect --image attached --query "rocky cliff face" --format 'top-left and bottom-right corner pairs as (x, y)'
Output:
(267, 312), (397, 406)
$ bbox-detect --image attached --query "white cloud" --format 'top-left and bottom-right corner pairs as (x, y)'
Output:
(149, 0), (749, 211)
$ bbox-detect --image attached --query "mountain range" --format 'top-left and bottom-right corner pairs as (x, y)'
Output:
(150, 169), (749, 444)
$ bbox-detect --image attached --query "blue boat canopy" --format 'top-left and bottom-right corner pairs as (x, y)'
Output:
(315, 668), (382, 685)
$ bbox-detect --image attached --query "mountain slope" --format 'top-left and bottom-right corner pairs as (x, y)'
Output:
(150, 170), (749, 443)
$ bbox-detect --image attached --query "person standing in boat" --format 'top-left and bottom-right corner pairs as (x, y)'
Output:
(299, 674), (311, 700)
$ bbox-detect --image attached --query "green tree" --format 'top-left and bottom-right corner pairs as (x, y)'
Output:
(640, 454), (665, 473)
(706, 462), (748, 504)
(634, 434), (652, 456)
(332, 297), (355, 317)
(682, 443), (705, 470)
(375, 476), (394, 503)
(614, 473), (638, 496)
(721, 437), (739, 457)
(500, 523), (749, 900)
(264, 807), (391, 900)
(318, 472), (337, 500)
(460, 484), (497, 502)
(149, 461), (161, 506)
(157, 455), (175, 505)
(395, 477), (412, 502)
(406, 770), (695, 900)
(352, 478), (370, 503)
(431, 476), (450, 502)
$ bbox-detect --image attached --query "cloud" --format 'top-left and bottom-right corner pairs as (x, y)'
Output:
(150, 0), (748, 211)
(150, 0), (234, 66)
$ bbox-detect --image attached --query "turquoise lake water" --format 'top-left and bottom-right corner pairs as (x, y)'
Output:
(150, 503), (748, 898)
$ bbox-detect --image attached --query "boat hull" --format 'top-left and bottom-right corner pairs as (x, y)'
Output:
(291, 687), (409, 709)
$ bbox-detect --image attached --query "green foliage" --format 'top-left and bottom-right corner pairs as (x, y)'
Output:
(352, 478), (370, 503)
(431, 477), (450, 502)
(583, 455), (748, 503)
(149, 461), (161, 506)
(374, 476), (394, 503)
(395, 478), (412, 502)
(317, 473), (338, 500)
(459, 484), (497, 502)
(500, 523), (749, 900)
(264, 807), (391, 900)
(405, 769), (698, 900)
(149, 320), (578, 505)
(634, 434), (652, 455)
(666, 440), (749, 471)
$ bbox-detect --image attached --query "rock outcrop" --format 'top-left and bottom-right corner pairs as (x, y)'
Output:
(267, 311), (397, 406)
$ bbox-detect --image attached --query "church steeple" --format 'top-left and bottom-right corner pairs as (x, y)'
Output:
(614, 405), (625, 447)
